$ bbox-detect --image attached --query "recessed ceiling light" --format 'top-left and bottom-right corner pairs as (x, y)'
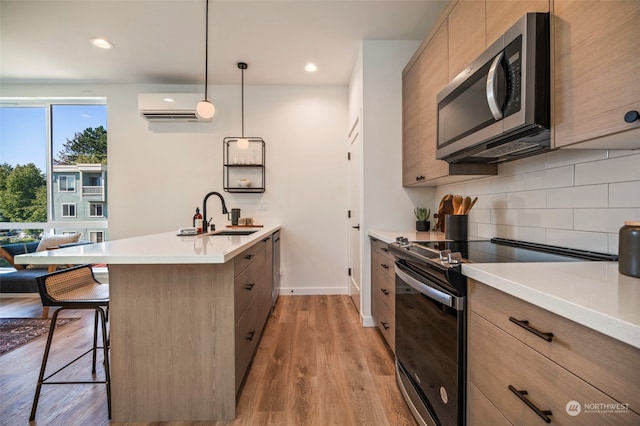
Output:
(90, 37), (114, 49)
(305, 63), (318, 73)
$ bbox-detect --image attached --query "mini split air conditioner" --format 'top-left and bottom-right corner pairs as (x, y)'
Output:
(138, 93), (210, 122)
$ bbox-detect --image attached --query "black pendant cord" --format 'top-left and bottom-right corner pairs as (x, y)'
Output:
(238, 62), (248, 138)
(204, 0), (209, 100)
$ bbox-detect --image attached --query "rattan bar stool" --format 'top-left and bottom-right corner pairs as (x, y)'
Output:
(29, 264), (111, 421)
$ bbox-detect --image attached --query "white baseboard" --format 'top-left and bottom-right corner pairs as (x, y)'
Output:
(361, 315), (375, 327)
(279, 286), (348, 296)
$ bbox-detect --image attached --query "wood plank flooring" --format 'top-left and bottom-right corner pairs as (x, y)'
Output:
(0, 295), (416, 426)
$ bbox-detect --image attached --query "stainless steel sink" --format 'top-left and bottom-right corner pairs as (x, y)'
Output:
(210, 230), (258, 236)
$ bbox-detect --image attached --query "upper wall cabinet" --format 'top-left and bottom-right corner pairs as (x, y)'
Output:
(448, 0), (486, 81)
(553, 0), (640, 148)
(485, 0), (549, 45)
(402, 20), (497, 186)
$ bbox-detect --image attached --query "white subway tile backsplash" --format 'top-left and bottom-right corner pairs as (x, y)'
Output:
(610, 181), (640, 207)
(433, 149), (639, 253)
(523, 165), (574, 190)
(546, 229), (609, 253)
(574, 208), (640, 233)
(507, 190), (546, 208)
(545, 149), (607, 168)
(575, 152), (640, 185)
(547, 185), (608, 208)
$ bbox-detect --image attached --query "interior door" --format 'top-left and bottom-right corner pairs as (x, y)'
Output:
(348, 118), (361, 313)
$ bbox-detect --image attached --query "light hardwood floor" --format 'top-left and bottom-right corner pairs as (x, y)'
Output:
(0, 295), (416, 426)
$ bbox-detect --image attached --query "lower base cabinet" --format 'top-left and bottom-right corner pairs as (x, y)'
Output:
(468, 279), (640, 425)
(234, 236), (272, 393)
(370, 238), (395, 352)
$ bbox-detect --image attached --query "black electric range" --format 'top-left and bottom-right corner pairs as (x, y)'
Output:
(388, 237), (617, 426)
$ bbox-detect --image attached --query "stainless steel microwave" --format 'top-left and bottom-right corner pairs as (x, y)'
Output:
(436, 13), (550, 164)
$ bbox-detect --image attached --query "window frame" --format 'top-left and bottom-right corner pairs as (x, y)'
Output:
(89, 203), (104, 218)
(61, 203), (77, 218)
(58, 175), (76, 192)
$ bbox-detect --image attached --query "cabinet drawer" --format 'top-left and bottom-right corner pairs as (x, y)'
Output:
(376, 253), (395, 282)
(234, 259), (261, 323)
(235, 302), (259, 393)
(374, 266), (395, 313)
(468, 382), (510, 426)
(375, 294), (395, 352)
(234, 241), (265, 277)
(372, 239), (394, 262)
(469, 280), (640, 413)
(470, 312), (640, 425)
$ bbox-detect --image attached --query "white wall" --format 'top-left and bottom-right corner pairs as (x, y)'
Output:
(435, 149), (640, 254)
(1, 83), (349, 293)
(349, 40), (437, 324)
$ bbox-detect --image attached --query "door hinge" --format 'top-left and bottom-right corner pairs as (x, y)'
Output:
(347, 152), (351, 160)
(348, 268), (352, 276)
(348, 210), (351, 218)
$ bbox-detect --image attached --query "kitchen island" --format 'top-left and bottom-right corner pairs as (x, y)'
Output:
(15, 225), (281, 422)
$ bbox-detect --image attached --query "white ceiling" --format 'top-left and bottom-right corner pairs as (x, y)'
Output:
(0, 0), (448, 86)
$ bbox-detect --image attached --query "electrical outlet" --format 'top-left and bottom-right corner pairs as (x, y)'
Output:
(259, 201), (268, 210)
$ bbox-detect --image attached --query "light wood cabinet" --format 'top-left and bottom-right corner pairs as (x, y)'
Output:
(370, 238), (395, 352)
(448, 0), (486, 81)
(234, 237), (271, 393)
(468, 280), (640, 424)
(553, 0), (640, 148)
(402, 21), (497, 186)
(485, 0), (549, 46)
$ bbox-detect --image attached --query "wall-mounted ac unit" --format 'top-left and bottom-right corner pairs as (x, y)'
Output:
(138, 93), (209, 122)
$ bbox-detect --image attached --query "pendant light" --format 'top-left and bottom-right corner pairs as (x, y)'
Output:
(196, 0), (215, 119)
(236, 62), (250, 149)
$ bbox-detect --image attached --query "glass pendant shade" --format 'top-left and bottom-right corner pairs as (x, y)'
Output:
(196, 99), (215, 119)
(237, 138), (250, 150)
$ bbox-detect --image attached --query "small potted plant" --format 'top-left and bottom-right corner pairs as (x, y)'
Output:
(414, 207), (431, 232)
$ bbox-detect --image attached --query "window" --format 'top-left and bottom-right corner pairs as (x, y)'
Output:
(61, 203), (76, 217)
(58, 175), (76, 192)
(90, 203), (104, 217)
(0, 100), (108, 243)
(89, 231), (105, 243)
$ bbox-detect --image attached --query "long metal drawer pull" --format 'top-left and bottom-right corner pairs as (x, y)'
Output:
(246, 330), (256, 341)
(380, 288), (390, 296)
(245, 283), (255, 291)
(508, 385), (552, 423)
(380, 263), (389, 269)
(509, 317), (554, 342)
(380, 321), (390, 330)
(381, 247), (389, 252)
(245, 254), (254, 260)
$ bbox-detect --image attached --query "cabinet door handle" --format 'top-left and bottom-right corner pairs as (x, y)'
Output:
(508, 385), (552, 423)
(380, 263), (389, 269)
(246, 330), (256, 342)
(245, 254), (255, 260)
(509, 317), (554, 342)
(262, 237), (271, 242)
(245, 283), (255, 291)
(381, 247), (389, 252)
(380, 321), (390, 330)
(380, 288), (390, 296)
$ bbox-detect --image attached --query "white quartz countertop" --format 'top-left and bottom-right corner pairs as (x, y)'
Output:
(368, 230), (448, 244)
(463, 262), (640, 349)
(15, 224), (281, 265)
(368, 229), (640, 349)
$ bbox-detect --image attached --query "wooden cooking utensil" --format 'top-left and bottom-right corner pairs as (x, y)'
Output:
(452, 195), (463, 215)
(460, 196), (471, 215)
(434, 194), (454, 232)
(465, 197), (478, 214)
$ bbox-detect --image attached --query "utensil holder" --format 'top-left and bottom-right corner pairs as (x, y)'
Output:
(445, 214), (468, 241)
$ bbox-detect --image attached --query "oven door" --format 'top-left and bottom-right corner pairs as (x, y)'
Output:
(395, 261), (466, 426)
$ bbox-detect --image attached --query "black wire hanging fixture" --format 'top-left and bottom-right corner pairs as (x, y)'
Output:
(196, 0), (215, 119)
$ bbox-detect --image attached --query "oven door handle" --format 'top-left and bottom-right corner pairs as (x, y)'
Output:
(395, 263), (464, 311)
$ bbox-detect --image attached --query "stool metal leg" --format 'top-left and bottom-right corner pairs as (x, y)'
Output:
(30, 307), (63, 421)
(98, 307), (112, 419)
(92, 310), (99, 374)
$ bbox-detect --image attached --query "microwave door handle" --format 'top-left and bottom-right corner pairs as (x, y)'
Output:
(486, 51), (504, 120)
